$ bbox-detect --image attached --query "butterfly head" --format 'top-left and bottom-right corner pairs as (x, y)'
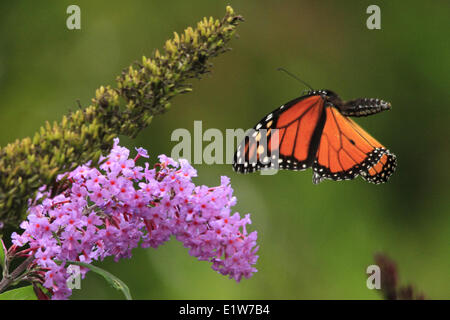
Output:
(308, 89), (342, 107)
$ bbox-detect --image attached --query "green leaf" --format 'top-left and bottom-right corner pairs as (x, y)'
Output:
(67, 261), (132, 300)
(0, 238), (6, 270)
(0, 286), (37, 300)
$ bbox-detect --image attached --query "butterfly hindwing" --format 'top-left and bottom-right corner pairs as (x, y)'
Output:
(312, 107), (396, 184)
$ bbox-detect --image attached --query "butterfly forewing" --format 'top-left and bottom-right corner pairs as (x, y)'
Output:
(233, 94), (325, 173)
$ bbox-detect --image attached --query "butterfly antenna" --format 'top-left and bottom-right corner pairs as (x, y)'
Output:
(277, 67), (314, 91)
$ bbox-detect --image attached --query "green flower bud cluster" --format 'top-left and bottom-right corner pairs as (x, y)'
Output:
(0, 6), (243, 231)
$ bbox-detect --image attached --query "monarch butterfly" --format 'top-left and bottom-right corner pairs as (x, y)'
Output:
(233, 85), (397, 184)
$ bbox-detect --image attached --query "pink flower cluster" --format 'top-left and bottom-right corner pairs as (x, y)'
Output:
(12, 138), (258, 299)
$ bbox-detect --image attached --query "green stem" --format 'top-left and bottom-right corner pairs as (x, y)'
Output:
(0, 255), (34, 294)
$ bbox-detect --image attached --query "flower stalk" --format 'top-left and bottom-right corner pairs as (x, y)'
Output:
(0, 255), (34, 294)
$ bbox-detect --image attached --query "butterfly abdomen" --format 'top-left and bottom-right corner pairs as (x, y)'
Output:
(340, 98), (391, 117)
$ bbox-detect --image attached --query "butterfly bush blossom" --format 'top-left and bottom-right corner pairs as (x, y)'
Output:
(11, 138), (258, 299)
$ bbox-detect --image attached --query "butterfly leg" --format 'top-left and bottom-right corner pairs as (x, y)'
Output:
(339, 98), (391, 117)
(312, 171), (325, 184)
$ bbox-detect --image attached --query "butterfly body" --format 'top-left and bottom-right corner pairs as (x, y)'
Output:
(233, 90), (396, 184)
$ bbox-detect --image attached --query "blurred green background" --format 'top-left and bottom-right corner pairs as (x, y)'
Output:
(0, 1), (448, 299)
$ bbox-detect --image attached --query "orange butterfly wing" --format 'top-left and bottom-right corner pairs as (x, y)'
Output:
(312, 107), (396, 184)
(233, 90), (396, 184)
(233, 94), (325, 173)
(276, 95), (324, 167)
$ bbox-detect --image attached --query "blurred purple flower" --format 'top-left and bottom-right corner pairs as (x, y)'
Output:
(374, 253), (425, 300)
